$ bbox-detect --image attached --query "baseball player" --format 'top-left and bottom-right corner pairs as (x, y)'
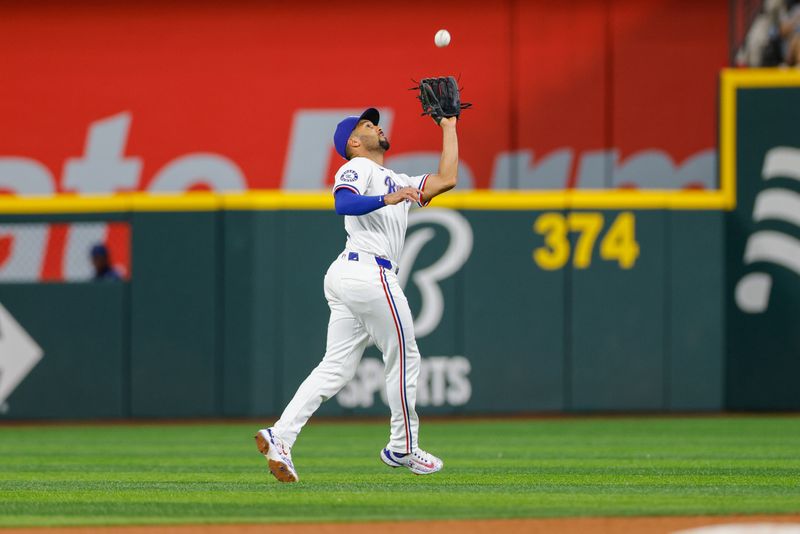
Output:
(255, 107), (459, 482)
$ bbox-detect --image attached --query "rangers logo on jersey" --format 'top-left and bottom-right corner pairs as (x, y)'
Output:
(341, 170), (359, 182)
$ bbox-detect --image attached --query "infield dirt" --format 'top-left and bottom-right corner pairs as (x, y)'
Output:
(3, 516), (800, 534)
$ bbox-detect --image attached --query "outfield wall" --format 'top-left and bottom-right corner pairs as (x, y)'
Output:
(0, 193), (725, 419)
(722, 70), (800, 410)
(3, 69), (800, 419)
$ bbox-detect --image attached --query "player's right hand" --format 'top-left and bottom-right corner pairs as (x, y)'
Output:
(384, 187), (423, 205)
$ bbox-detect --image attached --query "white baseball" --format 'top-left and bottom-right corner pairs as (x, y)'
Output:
(434, 29), (451, 48)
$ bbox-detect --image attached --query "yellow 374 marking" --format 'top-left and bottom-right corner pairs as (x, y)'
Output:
(533, 212), (639, 270)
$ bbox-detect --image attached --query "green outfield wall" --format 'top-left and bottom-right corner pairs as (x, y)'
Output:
(722, 70), (800, 410)
(7, 68), (800, 418)
(0, 200), (726, 419)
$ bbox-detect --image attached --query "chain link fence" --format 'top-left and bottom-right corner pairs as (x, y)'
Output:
(0, 222), (130, 282)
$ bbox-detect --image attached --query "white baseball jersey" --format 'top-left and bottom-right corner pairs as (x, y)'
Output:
(274, 158), (438, 457)
(333, 157), (430, 264)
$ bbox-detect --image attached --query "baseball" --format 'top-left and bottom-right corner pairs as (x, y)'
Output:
(434, 29), (451, 48)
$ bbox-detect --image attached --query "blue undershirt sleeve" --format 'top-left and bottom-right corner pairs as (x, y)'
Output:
(334, 188), (386, 216)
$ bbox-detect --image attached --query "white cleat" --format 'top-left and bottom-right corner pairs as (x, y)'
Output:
(380, 446), (443, 475)
(255, 428), (299, 483)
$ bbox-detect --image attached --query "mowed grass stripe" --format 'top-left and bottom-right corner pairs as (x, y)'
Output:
(0, 417), (799, 526)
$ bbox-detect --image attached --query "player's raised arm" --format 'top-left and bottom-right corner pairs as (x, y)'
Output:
(420, 117), (458, 204)
(412, 76), (470, 205)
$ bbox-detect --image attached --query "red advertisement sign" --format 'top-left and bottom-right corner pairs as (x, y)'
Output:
(0, 0), (728, 196)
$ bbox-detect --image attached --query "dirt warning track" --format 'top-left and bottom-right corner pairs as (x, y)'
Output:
(4, 516), (800, 534)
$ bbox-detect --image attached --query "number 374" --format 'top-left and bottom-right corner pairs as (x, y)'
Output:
(533, 212), (639, 270)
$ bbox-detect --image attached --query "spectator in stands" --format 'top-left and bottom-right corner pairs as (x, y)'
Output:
(90, 244), (121, 281)
(737, 0), (800, 66)
(779, 0), (800, 65)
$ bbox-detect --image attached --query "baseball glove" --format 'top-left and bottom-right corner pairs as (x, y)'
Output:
(414, 76), (472, 124)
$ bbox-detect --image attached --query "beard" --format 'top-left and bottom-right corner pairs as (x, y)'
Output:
(378, 138), (390, 151)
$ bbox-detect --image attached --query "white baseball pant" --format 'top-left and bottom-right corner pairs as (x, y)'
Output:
(273, 253), (420, 454)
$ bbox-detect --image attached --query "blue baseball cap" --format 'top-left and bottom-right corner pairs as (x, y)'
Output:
(333, 108), (380, 160)
(90, 244), (109, 258)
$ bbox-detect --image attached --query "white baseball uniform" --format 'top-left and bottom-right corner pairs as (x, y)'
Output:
(273, 156), (430, 454)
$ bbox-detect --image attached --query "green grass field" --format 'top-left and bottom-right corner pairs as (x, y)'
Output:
(1, 417), (799, 527)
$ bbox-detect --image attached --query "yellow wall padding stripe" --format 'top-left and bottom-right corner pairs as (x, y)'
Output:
(0, 189), (732, 214)
(719, 67), (800, 213)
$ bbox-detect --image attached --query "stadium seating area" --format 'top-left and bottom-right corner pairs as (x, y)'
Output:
(737, 0), (800, 66)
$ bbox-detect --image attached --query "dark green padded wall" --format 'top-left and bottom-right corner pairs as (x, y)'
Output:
(569, 211), (667, 410)
(129, 212), (219, 417)
(0, 284), (126, 418)
(668, 211), (724, 410)
(0, 206), (728, 419)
